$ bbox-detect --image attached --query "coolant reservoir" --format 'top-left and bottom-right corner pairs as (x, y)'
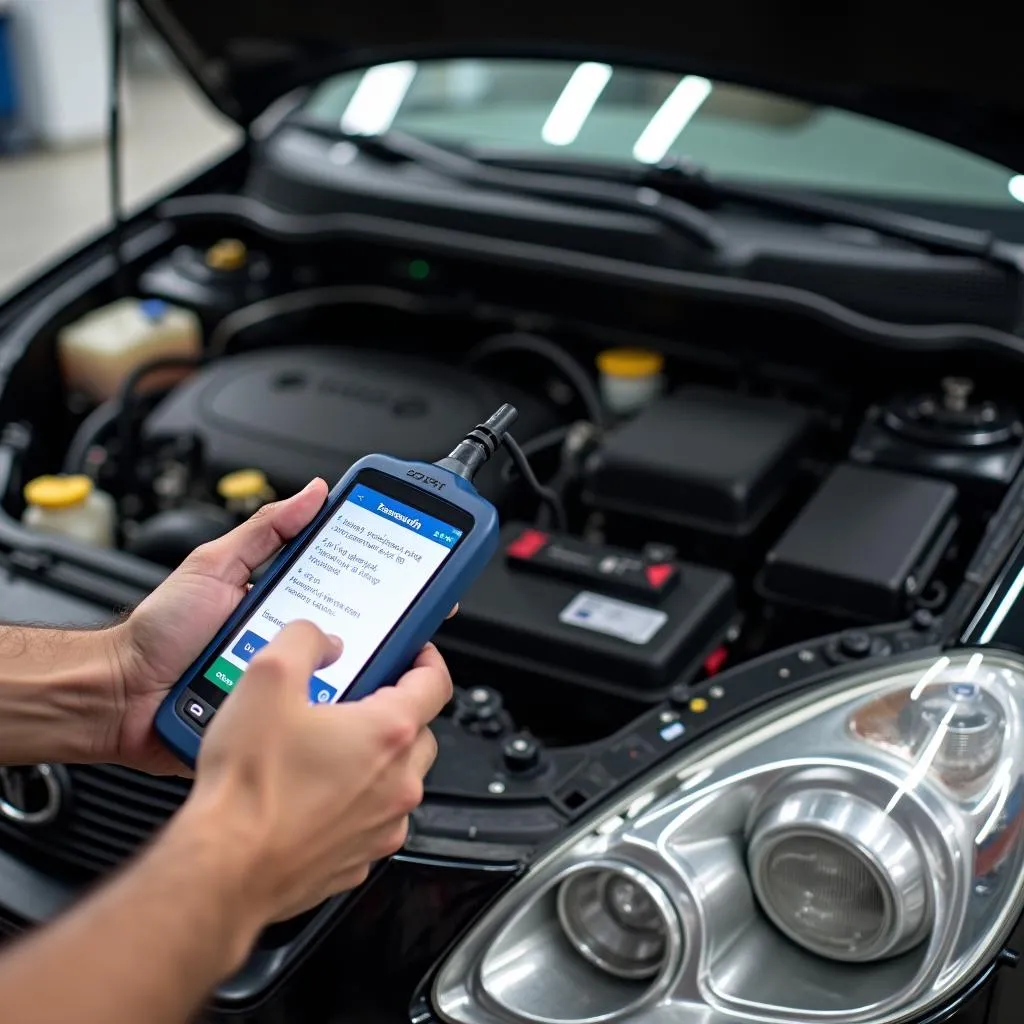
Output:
(22, 475), (116, 548)
(58, 298), (202, 402)
(596, 348), (665, 417)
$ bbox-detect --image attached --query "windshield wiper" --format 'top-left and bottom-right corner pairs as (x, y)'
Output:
(316, 126), (731, 257)
(475, 149), (1024, 273)
(318, 123), (1021, 275)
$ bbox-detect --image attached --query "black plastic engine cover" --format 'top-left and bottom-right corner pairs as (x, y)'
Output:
(142, 347), (555, 502)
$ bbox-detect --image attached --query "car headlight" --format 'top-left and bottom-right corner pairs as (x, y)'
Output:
(432, 650), (1024, 1024)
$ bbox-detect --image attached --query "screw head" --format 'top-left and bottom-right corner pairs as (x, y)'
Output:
(487, 780), (506, 795)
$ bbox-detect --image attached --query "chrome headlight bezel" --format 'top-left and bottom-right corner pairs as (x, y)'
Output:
(432, 649), (1024, 1024)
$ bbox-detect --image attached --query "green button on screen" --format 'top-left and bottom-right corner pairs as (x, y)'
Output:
(205, 656), (244, 694)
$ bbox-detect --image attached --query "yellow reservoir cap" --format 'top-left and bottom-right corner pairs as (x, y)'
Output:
(24, 475), (93, 510)
(217, 468), (271, 502)
(206, 238), (248, 272)
(596, 347), (665, 379)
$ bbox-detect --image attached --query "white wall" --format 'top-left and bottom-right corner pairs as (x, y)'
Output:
(10, 0), (109, 147)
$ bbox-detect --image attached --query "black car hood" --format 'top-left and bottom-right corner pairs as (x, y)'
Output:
(140, 0), (1024, 171)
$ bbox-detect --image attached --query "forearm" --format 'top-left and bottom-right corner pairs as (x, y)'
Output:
(0, 625), (117, 765)
(0, 796), (263, 1024)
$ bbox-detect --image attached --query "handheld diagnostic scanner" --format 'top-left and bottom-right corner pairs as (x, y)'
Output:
(155, 404), (519, 768)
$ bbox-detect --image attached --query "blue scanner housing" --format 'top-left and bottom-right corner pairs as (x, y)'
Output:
(155, 450), (501, 769)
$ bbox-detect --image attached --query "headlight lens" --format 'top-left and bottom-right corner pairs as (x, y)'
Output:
(433, 650), (1024, 1024)
(747, 789), (927, 961)
(556, 865), (674, 978)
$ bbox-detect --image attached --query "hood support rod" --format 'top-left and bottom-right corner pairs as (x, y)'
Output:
(107, 0), (127, 296)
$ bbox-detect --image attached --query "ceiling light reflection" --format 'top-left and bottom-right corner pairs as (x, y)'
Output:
(632, 75), (712, 164)
(541, 62), (613, 146)
(340, 61), (418, 136)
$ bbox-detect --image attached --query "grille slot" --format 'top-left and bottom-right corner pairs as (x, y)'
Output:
(0, 765), (190, 881)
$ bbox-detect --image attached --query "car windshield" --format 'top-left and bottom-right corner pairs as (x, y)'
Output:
(302, 58), (1023, 208)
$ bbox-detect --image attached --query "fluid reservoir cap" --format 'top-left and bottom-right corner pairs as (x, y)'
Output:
(24, 474), (93, 509)
(205, 238), (248, 272)
(217, 468), (271, 503)
(139, 298), (170, 321)
(596, 348), (664, 379)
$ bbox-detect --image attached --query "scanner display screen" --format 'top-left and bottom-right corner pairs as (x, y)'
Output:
(197, 473), (468, 706)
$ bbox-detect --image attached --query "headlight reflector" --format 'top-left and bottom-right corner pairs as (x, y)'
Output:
(748, 789), (928, 961)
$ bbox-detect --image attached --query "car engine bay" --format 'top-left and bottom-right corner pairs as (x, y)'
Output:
(1, 122), (1024, 1014)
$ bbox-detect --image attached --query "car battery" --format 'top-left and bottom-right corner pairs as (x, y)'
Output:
(438, 522), (737, 700)
(582, 388), (812, 566)
(760, 463), (958, 622)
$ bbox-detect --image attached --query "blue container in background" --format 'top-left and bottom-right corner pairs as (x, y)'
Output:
(0, 12), (14, 118)
(0, 8), (18, 152)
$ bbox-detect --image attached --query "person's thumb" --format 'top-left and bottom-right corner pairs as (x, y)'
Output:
(186, 478), (328, 588)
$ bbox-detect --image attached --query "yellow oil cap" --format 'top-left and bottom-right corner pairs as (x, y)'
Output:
(205, 238), (248, 272)
(596, 347), (664, 379)
(24, 474), (93, 510)
(217, 468), (272, 503)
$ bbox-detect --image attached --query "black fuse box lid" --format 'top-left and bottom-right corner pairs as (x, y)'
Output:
(584, 388), (812, 535)
(761, 463), (958, 622)
(439, 522), (736, 699)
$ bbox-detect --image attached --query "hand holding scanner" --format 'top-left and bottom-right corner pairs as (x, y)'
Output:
(155, 404), (519, 768)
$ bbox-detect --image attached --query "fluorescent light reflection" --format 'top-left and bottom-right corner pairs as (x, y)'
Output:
(340, 61), (418, 136)
(541, 62), (613, 146)
(632, 75), (712, 164)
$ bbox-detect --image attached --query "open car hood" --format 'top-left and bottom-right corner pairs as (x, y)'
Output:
(139, 0), (1024, 171)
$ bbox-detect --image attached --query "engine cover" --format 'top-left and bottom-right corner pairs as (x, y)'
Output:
(142, 347), (554, 501)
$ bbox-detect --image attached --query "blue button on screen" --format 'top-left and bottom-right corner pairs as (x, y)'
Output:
(310, 678), (338, 704)
(232, 630), (268, 663)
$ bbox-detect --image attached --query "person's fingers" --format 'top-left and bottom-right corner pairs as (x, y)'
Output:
(245, 620), (342, 702)
(371, 816), (410, 858)
(327, 863), (373, 896)
(377, 643), (453, 726)
(187, 478), (328, 587)
(408, 727), (439, 779)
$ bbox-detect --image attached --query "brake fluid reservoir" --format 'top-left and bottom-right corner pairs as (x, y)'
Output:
(596, 348), (665, 417)
(22, 475), (116, 548)
(58, 298), (202, 402)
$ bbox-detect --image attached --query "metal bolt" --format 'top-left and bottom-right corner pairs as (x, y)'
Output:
(798, 649), (815, 663)
(511, 738), (529, 753)
(487, 780), (506, 795)
(659, 710), (678, 724)
(709, 685), (725, 699)
(470, 687), (490, 704)
(779, 667), (791, 679)
(941, 376), (974, 413)
(725, 625), (741, 642)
